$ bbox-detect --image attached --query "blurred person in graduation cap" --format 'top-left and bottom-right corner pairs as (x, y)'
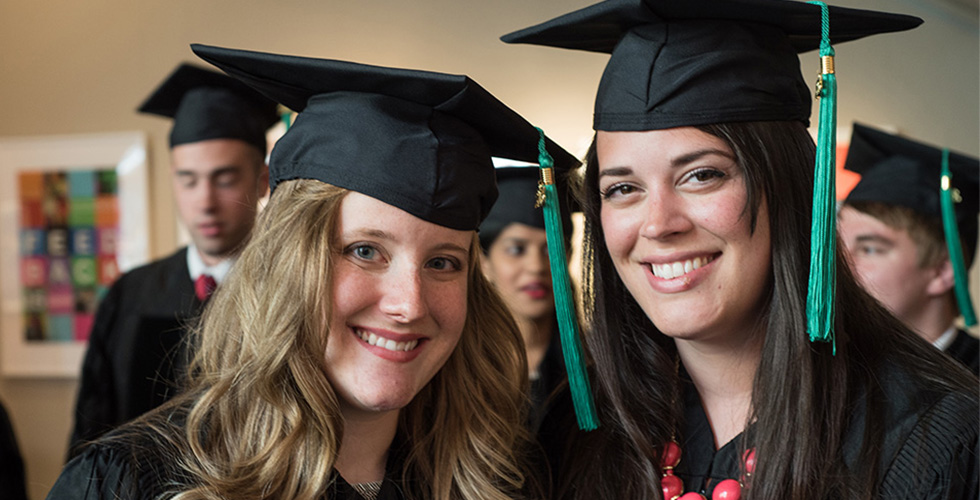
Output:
(478, 166), (576, 432)
(503, 0), (978, 498)
(68, 64), (278, 458)
(47, 44), (580, 500)
(839, 123), (980, 375)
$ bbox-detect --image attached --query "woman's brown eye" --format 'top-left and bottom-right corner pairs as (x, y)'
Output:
(601, 183), (636, 199)
(691, 169), (725, 182)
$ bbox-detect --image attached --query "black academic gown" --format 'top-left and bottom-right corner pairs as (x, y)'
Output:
(47, 424), (408, 500)
(69, 248), (202, 458)
(672, 361), (978, 499)
(529, 327), (565, 433)
(539, 358), (978, 499)
(945, 329), (980, 376)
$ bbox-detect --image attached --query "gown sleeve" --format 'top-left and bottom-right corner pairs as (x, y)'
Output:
(68, 280), (125, 459)
(878, 390), (979, 500)
(46, 442), (161, 500)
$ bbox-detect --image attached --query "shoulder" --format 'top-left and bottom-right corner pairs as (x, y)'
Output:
(874, 361), (979, 499)
(114, 248), (189, 284)
(47, 437), (170, 500)
(95, 247), (195, 317)
(53, 404), (194, 500)
(946, 331), (980, 375)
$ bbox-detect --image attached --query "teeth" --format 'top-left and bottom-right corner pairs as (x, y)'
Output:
(355, 328), (419, 352)
(651, 255), (714, 280)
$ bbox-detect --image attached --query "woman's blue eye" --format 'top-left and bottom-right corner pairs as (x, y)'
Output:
(428, 257), (460, 271)
(353, 246), (376, 259)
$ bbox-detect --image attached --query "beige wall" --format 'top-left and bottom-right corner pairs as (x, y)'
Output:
(0, 1), (976, 498)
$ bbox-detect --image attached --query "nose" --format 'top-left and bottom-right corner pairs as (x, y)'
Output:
(525, 245), (550, 275)
(379, 266), (429, 323)
(638, 192), (691, 240)
(196, 179), (218, 214)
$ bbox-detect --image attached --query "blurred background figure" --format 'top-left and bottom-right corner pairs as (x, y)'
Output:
(0, 399), (28, 500)
(68, 64), (278, 458)
(839, 122), (979, 374)
(479, 166), (576, 431)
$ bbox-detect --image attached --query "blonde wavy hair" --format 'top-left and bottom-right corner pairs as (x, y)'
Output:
(144, 179), (534, 500)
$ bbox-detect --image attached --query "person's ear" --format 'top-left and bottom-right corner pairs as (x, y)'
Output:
(925, 257), (955, 297)
(257, 162), (270, 197)
(480, 253), (494, 282)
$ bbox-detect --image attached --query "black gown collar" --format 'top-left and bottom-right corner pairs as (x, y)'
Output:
(673, 367), (748, 498)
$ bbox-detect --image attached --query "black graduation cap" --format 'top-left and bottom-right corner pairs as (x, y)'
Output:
(191, 44), (580, 231)
(844, 123), (980, 258)
(138, 63), (280, 150)
(501, 0), (922, 131)
(479, 166), (577, 251)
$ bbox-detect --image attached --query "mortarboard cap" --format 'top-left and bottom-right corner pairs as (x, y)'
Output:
(479, 166), (577, 251)
(138, 63), (280, 151)
(844, 123), (980, 262)
(191, 44), (580, 231)
(501, 0), (922, 131)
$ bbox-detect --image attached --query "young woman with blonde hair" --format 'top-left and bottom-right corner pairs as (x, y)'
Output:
(47, 45), (579, 500)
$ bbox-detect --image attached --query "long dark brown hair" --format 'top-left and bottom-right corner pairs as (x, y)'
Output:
(552, 121), (975, 499)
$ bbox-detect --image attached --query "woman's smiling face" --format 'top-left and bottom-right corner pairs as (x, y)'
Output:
(326, 191), (472, 417)
(597, 127), (772, 344)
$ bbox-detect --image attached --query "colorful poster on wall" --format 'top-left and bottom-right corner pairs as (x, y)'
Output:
(18, 170), (121, 343)
(1, 132), (148, 377)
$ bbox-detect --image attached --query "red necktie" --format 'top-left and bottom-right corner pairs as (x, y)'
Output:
(194, 274), (217, 301)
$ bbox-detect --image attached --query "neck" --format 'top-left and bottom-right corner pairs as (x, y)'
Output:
(517, 314), (554, 375)
(334, 409), (399, 485)
(676, 328), (763, 450)
(195, 247), (232, 268)
(903, 296), (958, 344)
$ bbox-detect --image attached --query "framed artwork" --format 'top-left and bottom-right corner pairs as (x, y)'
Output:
(0, 132), (149, 377)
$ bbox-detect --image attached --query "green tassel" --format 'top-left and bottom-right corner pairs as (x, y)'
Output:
(535, 128), (599, 431)
(279, 105), (292, 130)
(806, 1), (836, 353)
(940, 149), (977, 327)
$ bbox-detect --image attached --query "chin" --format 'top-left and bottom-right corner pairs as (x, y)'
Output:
(518, 305), (554, 321)
(356, 394), (417, 413)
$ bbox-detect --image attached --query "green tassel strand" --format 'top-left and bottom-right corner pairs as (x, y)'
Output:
(806, 1), (837, 353)
(535, 128), (599, 431)
(279, 105), (292, 130)
(940, 149), (977, 327)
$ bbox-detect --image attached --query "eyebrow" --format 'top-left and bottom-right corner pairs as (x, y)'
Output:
(351, 228), (392, 240)
(854, 234), (895, 246)
(598, 148), (735, 179)
(432, 242), (470, 256)
(348, 229), (470, 255)
(174, 165), (242, 177)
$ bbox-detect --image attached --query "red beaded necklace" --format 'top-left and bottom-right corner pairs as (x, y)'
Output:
(660, 441), (756, 500)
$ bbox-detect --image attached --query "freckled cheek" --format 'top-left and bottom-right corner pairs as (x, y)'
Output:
(428, 281), (469, 335)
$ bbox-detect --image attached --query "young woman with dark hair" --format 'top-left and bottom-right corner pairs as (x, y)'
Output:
(504, 1), (978, 498)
